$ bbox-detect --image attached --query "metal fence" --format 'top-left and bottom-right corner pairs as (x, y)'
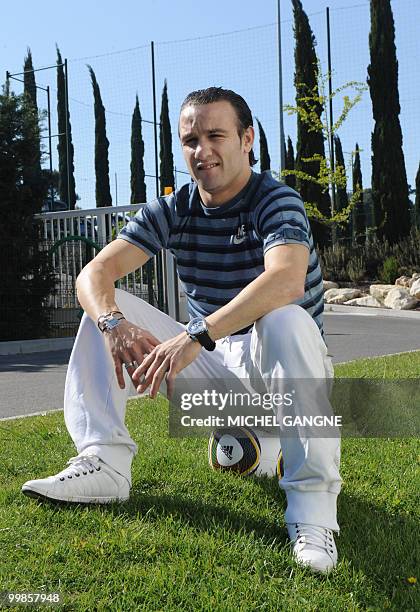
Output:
(34, 205), (188, 338)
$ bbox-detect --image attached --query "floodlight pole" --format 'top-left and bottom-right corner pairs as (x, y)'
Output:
(64, 59), (71, 210)
(326, 7), (336, 246)
(46, 85), (54, 204)
(277, 0), (285, 172)
(7, 61), (71, 210)
(151, 41), (166, 312)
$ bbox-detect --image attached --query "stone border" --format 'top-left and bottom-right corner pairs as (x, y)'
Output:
(0, 337), (75, 356)
(324, 304), (420, 318)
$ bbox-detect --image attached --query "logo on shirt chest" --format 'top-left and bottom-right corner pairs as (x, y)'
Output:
(232, 224), (247, 245)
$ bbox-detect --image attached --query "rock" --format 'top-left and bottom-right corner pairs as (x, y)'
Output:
(409, 272), (420, 288)
(324, 288), (362, 304)
(409, 278), (420, 300)
(384, 287), (419, 310)
(395, 275), (411, 288)
(323, 280), (339, 291)
(344, 295), (382, 308)
(369, 284), (395, 303)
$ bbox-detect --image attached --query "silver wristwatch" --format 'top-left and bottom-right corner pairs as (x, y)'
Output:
(97, 311), (125, 333)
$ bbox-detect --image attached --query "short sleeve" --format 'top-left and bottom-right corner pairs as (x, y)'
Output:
(255, 191), (311, 255)
(118, 196), (173, 256)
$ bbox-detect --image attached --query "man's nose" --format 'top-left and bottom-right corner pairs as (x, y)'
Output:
(194, 139), (211, 160)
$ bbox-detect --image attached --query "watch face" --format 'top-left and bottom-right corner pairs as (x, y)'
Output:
(188, 318), (206, 335)
(106, 317), (121, 329)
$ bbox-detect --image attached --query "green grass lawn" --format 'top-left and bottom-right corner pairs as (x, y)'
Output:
(0, 352), (419, 611)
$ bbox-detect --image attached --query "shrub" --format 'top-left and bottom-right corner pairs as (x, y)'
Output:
(347, 255), (366, 282)
(379, 256), (399, 284)
(319, 228), (420, 283)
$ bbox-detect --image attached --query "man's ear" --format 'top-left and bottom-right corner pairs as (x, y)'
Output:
(243, 126), (255, 153)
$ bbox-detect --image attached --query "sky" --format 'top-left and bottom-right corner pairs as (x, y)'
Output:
(2, 0), (419, 209)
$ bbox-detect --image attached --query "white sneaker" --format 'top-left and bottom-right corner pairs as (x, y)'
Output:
(21, 454), (130, 504)
(287, 523), (338, 574)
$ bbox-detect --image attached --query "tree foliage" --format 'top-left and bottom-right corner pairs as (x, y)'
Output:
(159, 80), (175, 195)
(256, 118), (270, 172)
(291, 0), (331, 248)
(0, 88), (54, 340)
(367, 0), (410, 243)
(56, 46), (76, 209)
(285, 136), (296, 190)
(130, 94), (146, 203)
(352, 143), (366, 245)
(282, 65), (365, 240)
(88, 65), (112, 208)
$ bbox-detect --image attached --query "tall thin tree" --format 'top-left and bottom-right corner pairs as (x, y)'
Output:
(256, 118), (270, 172)
(56, 46), (76, 209)
(130, 94), (146, 203)
(292, 0), (331, 248)
(88, 65), (112, 208)
(23, 48), (42, 182)
(23, 48), (38, 110)
(334, 135), (351, 243)
(159, 80), (175, 195)
(367, 0), (410, 243)
(352, 143), (365, 244)
(415, 162), (420, 230)
(285, 135), (296, 190)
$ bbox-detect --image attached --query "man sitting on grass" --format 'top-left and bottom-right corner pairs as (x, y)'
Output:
(22, 87), (341, 574)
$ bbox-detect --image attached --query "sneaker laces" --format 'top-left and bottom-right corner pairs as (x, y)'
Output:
(293, 524), (335, 557)
(57, 454), (102, 480)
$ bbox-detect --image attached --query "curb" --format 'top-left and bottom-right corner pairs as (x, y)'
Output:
(324, 304), (420, 319)
(0, 337), (75, 356)
(1, 305), (419, 356)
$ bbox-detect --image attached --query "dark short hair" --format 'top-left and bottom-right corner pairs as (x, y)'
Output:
(180, 86), (257, 166)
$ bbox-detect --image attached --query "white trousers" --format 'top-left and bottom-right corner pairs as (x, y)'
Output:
(64, 288), (341, 530)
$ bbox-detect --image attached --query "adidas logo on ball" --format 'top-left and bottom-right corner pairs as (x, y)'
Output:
(208, 427), (284, 478)
(220, 445), (234, 460)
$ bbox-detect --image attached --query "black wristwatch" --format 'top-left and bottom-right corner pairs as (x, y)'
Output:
(186, 317), (216, 351)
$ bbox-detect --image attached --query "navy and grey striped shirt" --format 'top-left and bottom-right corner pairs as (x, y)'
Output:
(118, 170), (325, 339)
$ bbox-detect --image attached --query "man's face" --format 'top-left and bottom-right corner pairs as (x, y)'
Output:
(179, 101), (254, 205)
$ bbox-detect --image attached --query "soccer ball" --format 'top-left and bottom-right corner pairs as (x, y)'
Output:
(208, 427), (284, 478)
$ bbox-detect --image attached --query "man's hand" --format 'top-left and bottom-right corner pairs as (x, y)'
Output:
(103, 319), (161, 389)
(132, 332), (202, 399)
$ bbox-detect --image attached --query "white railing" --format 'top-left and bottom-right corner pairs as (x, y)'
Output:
(35, 204), (188, 322)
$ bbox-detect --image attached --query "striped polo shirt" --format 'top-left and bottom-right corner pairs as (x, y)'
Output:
(118, 170), (325, 340)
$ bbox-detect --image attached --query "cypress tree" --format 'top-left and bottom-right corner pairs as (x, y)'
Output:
(0, 88), (54, 340)
(88, 65), (112, 208)
(23, 48), (42, 183)
(56, 46), (76, 209)
(292, 0), (331, 248)
(256, 118), (270, 171)
(285, 135), (296, 190)
(23, 48), (38, 110)
(334, 135), (351, 243)
(415, 163), (420, 229)
(352, 143), (365, 244)
(367, 0), (410, 243)
(159, 80), (175, 195)
(130, 94), (146, 203)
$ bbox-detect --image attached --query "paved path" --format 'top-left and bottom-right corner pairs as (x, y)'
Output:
(0, 312), (419, 419)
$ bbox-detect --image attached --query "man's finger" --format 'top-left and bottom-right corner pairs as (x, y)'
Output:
(136, 354), (162, 393)
(132, 352), (153, 383)
(166, 363), (178, 400)
(114, 358), (125, 389)
(150, 357), (170, 398)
